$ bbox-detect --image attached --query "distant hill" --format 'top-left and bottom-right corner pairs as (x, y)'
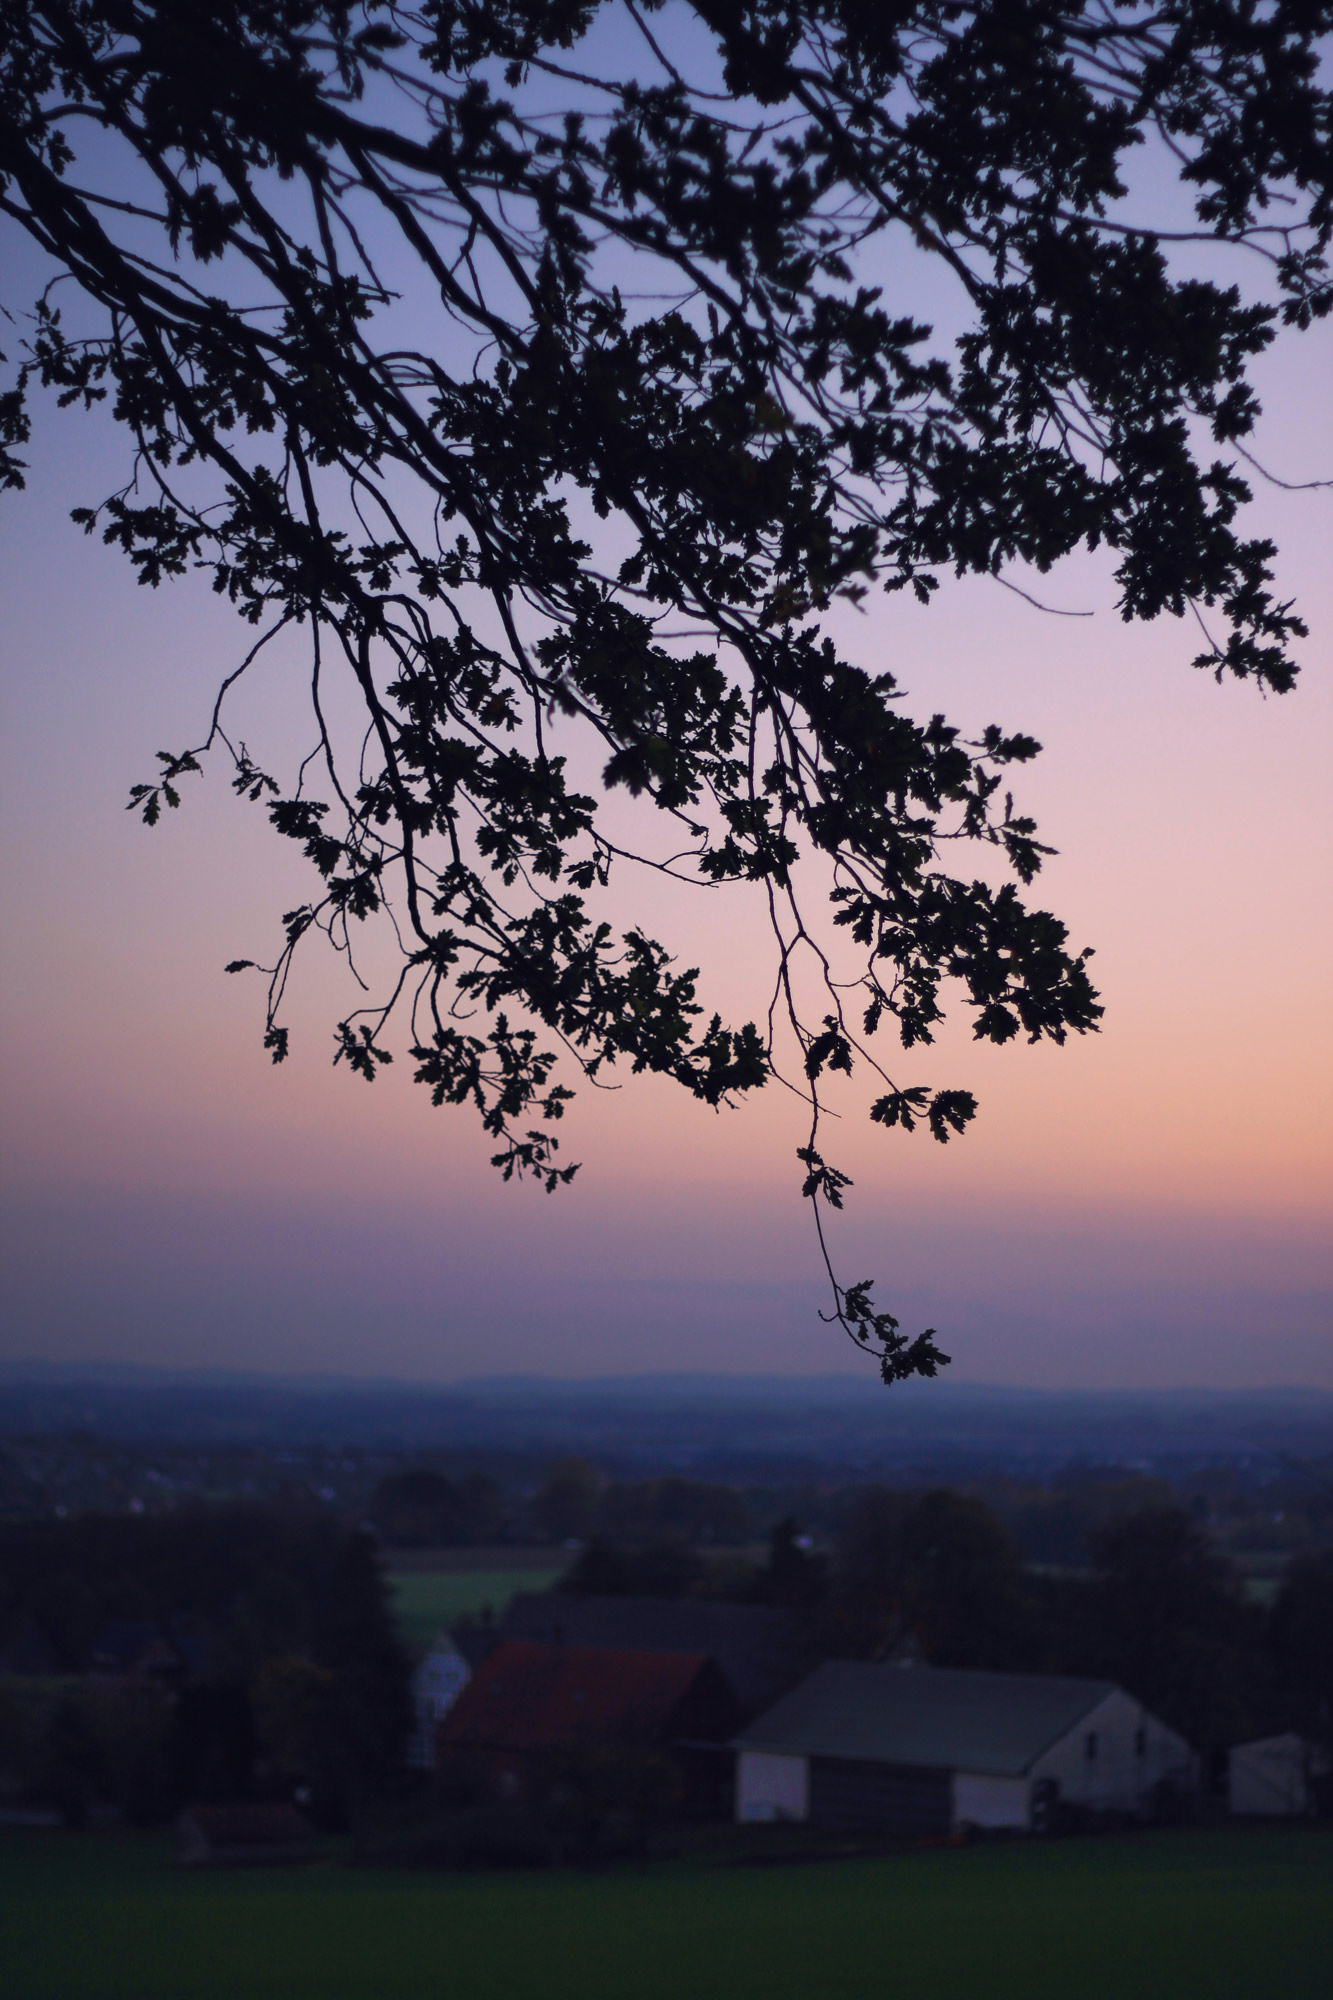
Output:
(1, 1361), (1330, 1480)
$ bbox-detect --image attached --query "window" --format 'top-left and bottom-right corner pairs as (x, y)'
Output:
(1084, 1731), (1098, 1762)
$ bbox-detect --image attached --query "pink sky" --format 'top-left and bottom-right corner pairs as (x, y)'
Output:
(1, 295), (1330, 1387)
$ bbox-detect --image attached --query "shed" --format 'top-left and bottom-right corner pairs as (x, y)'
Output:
(1229, 1734), (1329, 1817)
(735, 1662), (1195, 1834)
(176, 1802), (313, 1867)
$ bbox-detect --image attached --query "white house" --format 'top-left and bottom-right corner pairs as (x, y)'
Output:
(1229, 1734), (1329, 1817)
(406, 1632), (471, 1769)
(735, 1661), (1196, 1834)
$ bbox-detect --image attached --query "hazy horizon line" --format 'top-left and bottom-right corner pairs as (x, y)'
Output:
(3, 1356), (1331, 1403)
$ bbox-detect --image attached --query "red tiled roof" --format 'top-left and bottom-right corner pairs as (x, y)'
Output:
(436, 1640), (711, 1752)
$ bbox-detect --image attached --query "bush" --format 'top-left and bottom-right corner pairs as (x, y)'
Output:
(562, 1540), (706, 1599)
(369, 1470), (504, 1548)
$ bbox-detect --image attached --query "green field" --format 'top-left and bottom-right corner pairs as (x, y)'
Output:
(2, 1825), (1329, 2000)
(386, 1567), (564, 1650)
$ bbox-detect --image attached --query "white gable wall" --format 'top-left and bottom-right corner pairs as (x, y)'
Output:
(1029, 1688), (1194, 1811)
(736, 1750), (809, 1822)
(1230, 1734), (1322, 1816)
(407, 1644), (471, 1769)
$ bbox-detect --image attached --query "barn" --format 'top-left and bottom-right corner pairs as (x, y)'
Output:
(735, 1662), (1195, 1834)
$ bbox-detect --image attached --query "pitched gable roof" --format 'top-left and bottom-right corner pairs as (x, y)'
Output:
(437, 1639), (715, 1753)
(737, 1663), (1118, 1777)
(499, 1595), (803, 1711)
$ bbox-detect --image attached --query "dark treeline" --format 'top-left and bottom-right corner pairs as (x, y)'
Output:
(9, 1428), (1331, 1560)
(0, 1508), (408, 1827)
(370, 1470), (507, 1549)
(371, 1452), (1333, 1562)
(368, 1461), (754, 1549)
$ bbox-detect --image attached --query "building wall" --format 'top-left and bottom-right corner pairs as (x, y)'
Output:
(736, 1684), (1197, 1831)
(1230, 1735), (1317, 1817)
(739, 1754), (1031, 1834)
(407, 1647), (470, 1769)
(952, 1772), (1030, 1830)
(808, 1756), (952, 1835)
(1029, 1689), (1194, 1814)
(736, 1749), (808, 1822)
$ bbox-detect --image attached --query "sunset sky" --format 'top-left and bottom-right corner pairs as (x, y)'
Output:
(2, 205), (1330, 1391)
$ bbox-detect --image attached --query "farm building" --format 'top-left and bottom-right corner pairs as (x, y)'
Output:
(735, 1662), (1195, 1834)
(435, 1638), (742, 1812)
(497, 1594), (806, 1715)
(1229, 1734), (1330, 1817)
(406, 1632), (470, 1769)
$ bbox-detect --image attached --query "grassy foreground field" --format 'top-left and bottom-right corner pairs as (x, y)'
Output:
(2, 1825), (1330, 2000)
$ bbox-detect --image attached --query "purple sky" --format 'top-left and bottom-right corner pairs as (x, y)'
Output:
(1, 209), (1330, 1389)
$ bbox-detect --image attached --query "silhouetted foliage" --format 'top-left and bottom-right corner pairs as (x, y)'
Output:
(1269, 1549), (1333, 1745)
(5, 4), (1328, 1363)
(175, 1680), (257, 1807)
(592, 1476), (752, 1548)
(371, 1467), (504, 1547)
(1077, 1506), (1260, 1757)
(38, 1696), (101, 1829)
(0, 1507), (409, 1820)
(990, 1472), (1175, 1567)
(752, 1515), (828, 1613)
(823, 1484), (1030, 1665)
(887, 1488), (1023, 1665)
(562, 1537), (707, 1599)
(821, 1483), (911, 1654)
(312, 1528), (413, 1815)
(532, 1455), (604, 1543)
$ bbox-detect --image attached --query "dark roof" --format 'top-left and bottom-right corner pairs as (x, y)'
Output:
(499, 1595), (804, 1712)
(737, 1664), (1118, 1777)
(437, 1640), (716, 1753)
